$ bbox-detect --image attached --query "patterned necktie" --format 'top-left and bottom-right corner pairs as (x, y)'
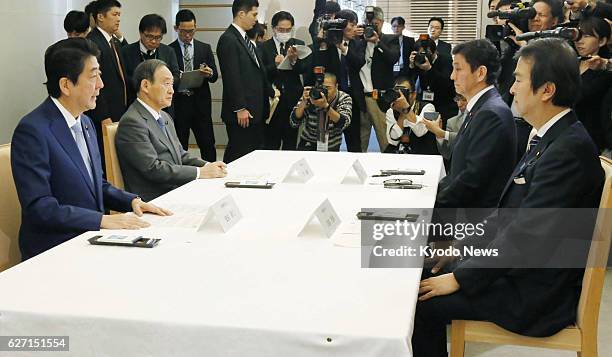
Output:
(244, 34), (259, 66)
(527, 135), (541, 155)
(183, 42), (193, 71)
(110, 37), (127, 106)
(71, 121), (94, 185)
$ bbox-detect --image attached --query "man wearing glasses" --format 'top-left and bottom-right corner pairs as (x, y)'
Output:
(169, 9), (219, 162)
(121, 14), (180, 106)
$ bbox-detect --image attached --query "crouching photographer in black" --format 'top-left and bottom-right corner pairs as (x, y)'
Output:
(409, 35), (457, 124)
(384, 76), (440, 155)
(290, 71), (353, 151)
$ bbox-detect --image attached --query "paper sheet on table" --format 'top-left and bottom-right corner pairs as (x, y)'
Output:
(333, 220), (362, 248)
(143, 203), (209, 229)
(277, 45), (312, 70)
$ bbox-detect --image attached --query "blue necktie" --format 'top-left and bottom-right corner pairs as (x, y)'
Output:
(71, 121), (94, 184)
(156, 116), (169, 139)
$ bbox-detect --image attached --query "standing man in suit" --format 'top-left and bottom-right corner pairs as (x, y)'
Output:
(305, 9), (365, 153)
(412, 38), (605, 357)
(116, 60), (227, 201)
(259, 11), (308, 150)
(356, 6), (400, 152)
(121, 14), (180, 106)
(435, 39), (516, 211)
(11, 39), (170, 260)
(170, 10), (219, 162)
(217, 0), (270, 163)
(86, 0), (128, 170)
(390, 16), (416, 79)
(427, 17), (452, 58)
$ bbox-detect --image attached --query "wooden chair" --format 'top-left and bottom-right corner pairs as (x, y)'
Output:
(0, 144), (22, 271)
(101, 118), (124, 190)
(450, 156), (612, 357)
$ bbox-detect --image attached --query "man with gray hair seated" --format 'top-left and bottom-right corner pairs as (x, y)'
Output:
(116, 59), (227, 201)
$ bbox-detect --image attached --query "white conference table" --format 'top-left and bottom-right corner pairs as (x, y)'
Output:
(0, 151), (444, 357)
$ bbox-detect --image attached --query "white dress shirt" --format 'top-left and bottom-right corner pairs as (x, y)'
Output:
(359, 42), (376, 93)
(537, 108), (571, 138)
(386, 103), (436, 146)
(51, 97), (81, 142)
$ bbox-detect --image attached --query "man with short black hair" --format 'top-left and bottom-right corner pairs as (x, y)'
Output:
(260, 11), (308, 150)
(11, 39), (171, 260)
(116, 60), (227, 201)
(217, 0), (270, 162)
(428, 17), (451, 58)
(121, 14), (180, 105)
(391, 16), (416, 79)
(86, 0), (129, 170)
(436, 39), (516, 211)
(412, 38), (605, 357)
(169, 10), (219, 162)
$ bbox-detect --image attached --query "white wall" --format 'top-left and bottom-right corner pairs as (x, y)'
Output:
(0, 0), (177, 145)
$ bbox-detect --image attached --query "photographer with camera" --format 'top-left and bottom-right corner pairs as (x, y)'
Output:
(354, 6), (400, 152)
(409, 35), (458, 124)
(574, 15), (611, 152)
(290, 72), (352, 151)
(423, 94), (468, 160)
(309, 1), (340, 45)
(305, 9), (365, 152)
(384, 77), (440, 155)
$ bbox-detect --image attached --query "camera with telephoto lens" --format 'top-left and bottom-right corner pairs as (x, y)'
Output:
(309, 66), (328, 103)
(361, 6), (377, 39)
(318, 17), (348, 45)
(380, 88), (401, 104)
(485, 1), (533, 42)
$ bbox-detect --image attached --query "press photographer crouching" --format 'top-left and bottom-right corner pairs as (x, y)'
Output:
(384, 76), (441, 155)
(290, 70), (352, 151)
(573, 15), (611, 153)
(409, 35), (457, 124)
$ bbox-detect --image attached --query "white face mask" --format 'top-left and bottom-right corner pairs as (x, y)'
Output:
(275, 31), (292, 43)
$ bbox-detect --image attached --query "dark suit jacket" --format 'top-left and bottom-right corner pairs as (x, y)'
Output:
(86, 28), (128, 123)
(116, 100), (207, 201)
(259, 38), (309, 108)
(304, 41), (365, 108)
(11, 98), (136, 260)
(453, 112), (605, 337)
(356, 34), (401, 91)
(216, 25), (269, 124)
(121, 41), (180, 104)
(415, 53), (457, 121)
(398, 35), (416, 79)
(436, 39), (452, 58)
(436, 87), (516, 209)
(169, 39), (219, 119)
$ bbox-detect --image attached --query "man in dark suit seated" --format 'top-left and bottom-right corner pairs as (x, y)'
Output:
(170, 9), (219, 162)
(412, 38), (605, 357)
(435, 39), (516, 212)
(121, 14), (180, 106)
(116, 60), (227, 201)
(11, 39), (171, 260)
(259, 11), (309, 150)
(427, 17), (452, 59)
(217, 0), (270, 163)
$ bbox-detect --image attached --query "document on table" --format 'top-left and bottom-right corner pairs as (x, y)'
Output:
(144, 204), (210, 229)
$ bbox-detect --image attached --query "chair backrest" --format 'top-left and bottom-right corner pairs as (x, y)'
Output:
(576, 157), (612, 330)
(0, 144), (22, 271)
(102, 119), (124, 190)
